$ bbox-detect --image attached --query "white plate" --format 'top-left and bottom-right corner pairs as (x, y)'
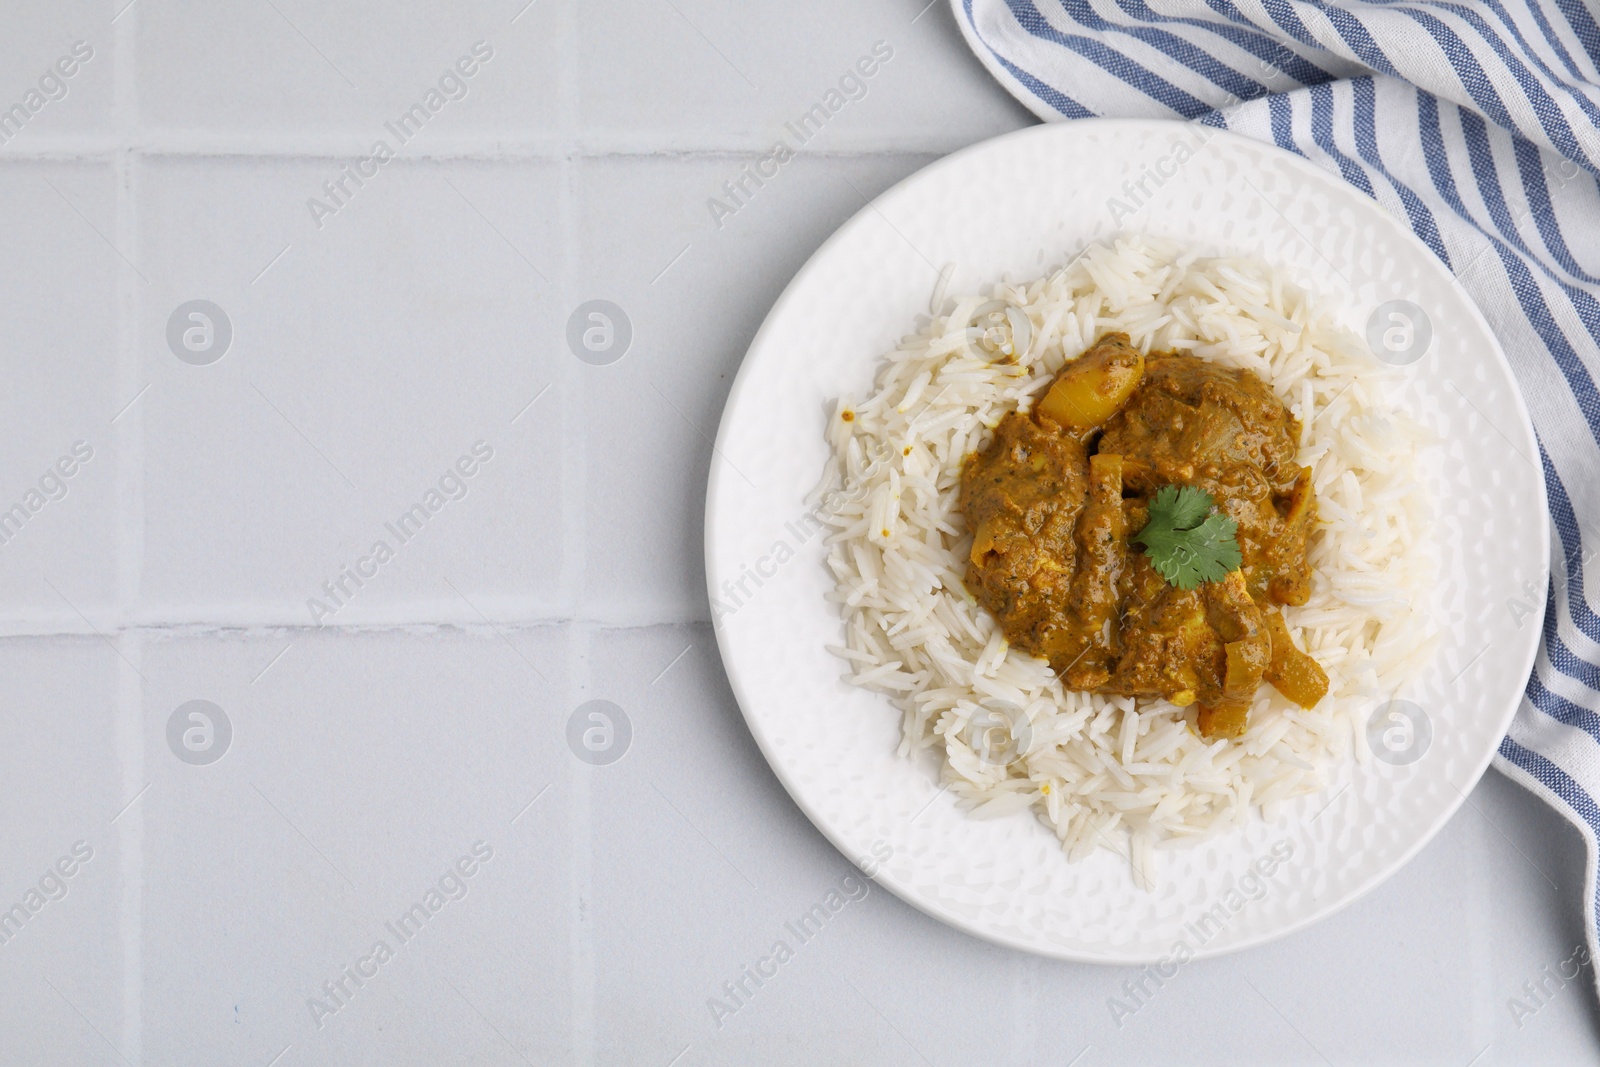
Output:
(704, 120), (1547, 962)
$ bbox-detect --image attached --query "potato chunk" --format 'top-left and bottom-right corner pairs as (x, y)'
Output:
(1037, 332), (1145, 431)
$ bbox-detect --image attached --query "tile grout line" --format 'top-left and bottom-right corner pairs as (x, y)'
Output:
(113, 629), (145, 1067)
(0, 134), (976, 162)
(555, 22), (586, 716)
(570, 624), (595, 1067)
(110, 5), (145, 1063)
(0, 614), (717, 637)
(552, 5), (594, 1062)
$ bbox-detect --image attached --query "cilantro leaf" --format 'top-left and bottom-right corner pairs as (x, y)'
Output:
(1153, 484), (1210, 528)
(1131, 485), (1242, 589)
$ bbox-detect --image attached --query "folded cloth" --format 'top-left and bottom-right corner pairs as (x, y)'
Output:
(954, 0), (1600, 997)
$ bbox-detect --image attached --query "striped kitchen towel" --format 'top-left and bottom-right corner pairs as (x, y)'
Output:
(953, 0), (1600, 998)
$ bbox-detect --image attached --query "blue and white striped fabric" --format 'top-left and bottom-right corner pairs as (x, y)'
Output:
(954, 0), (1600, 992)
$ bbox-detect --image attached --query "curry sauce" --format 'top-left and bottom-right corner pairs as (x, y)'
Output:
(959, 332), (1329, 739)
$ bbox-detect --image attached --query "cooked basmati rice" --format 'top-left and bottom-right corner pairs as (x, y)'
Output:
(815, 237), (1436, 888)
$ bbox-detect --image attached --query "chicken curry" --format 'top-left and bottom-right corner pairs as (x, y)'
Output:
(959, 332), (1329, 739)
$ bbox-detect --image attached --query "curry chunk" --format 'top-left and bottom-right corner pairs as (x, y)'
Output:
(960, 403), (1090, 661)
(1099, 352), (1313, 606)
(958, 332), (1324, 740)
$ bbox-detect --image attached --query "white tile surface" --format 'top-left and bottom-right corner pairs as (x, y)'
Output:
(136, 156), (565, 620)
(0, 161), (121, 620)
(136, 0), (565, 144)
(0, 639), (128, 1063)
(0, 1), (1591, 1063)
(0, 13), (113, 142)
(138, 628), (570, 1066)
(575, 0), (1033, 149)
(586, 625), (846, 1061)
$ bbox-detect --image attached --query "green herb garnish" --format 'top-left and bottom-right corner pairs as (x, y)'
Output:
(1132, 485), (1241, 590)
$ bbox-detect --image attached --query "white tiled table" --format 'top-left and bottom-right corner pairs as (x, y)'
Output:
(0, 2), (1593, 1063)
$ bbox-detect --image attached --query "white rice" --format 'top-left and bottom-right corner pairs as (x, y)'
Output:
(815, 236), (1436, 888)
